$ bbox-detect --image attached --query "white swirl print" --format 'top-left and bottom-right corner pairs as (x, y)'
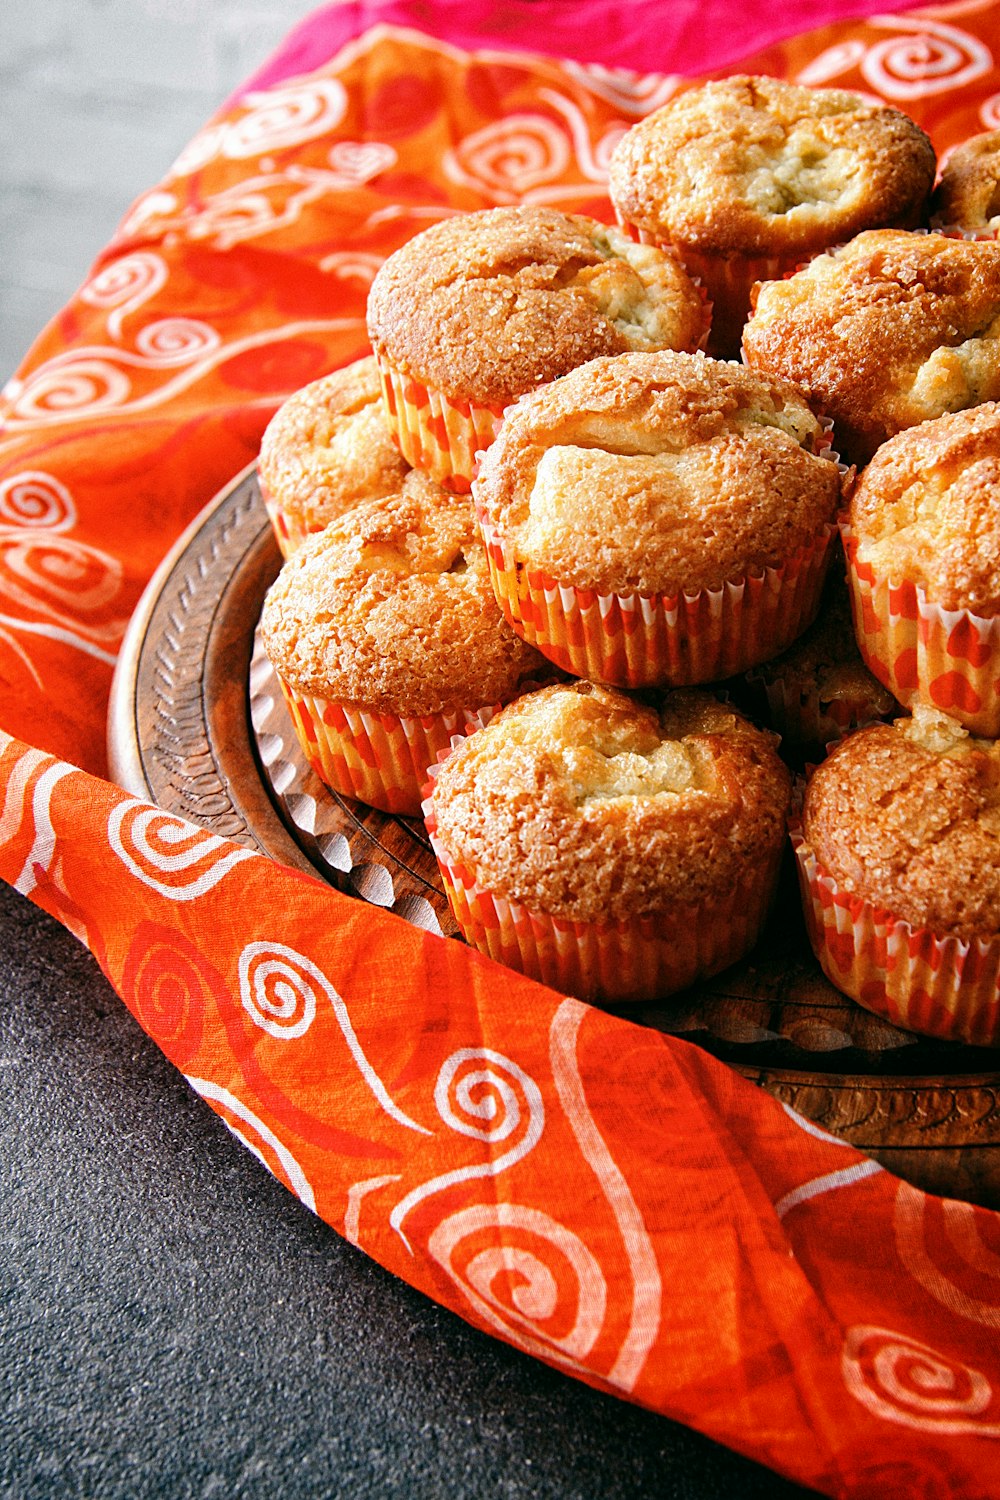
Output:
(894, 1180), (1000, 1330)
(563, 60), (682, 116)
(980, 90), (1000, 131)
(167, 124), (229, 178)
(133, 319), (221, 366)
(222, 80), (349, 159)
(0, 532), (124, 639)
(237, 939), (430, 1135)
(549, 999), (660, 1392)
(429, 1202), (607, 1371)
(443, 114), (571, 201)
(536, 89), (623, 185)
(344, 1174), (402, 1247)
(796, 40), (868, 87)
(318, 250), (384, 284)
(0, 746), (50, 850)
(843, 1325), (1000, 1434)
(185, 1076), (316, 1212)
(238, 941), (320, 1040)
(861, 17), (991, 101)
(0, 471), (76, 531)
(327, 140), (397, 184)
(13, 760), (77, 897)
(80, 251), (169, 341)
(390, 1049), (544, 1252)
(10, 359), (132, 423)
(108, 802), (258, 901)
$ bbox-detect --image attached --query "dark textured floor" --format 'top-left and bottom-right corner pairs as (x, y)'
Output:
(0, 6), (822, 1495)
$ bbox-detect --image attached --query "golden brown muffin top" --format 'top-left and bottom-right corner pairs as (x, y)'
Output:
(608, 75), (935, 257)
(428, 680), (792, 921)
(743, 229), (1000, 465)
(474, 350), (841, 594)
(260, 481), (545, 716)
(802, 709), (1000, 938)
(752, 566), (897, 711)
(258, 358), (408, 545)
(365, 206), (707, 407)
(849, 402), (1000, 614)
(932, 130), (1000, 234)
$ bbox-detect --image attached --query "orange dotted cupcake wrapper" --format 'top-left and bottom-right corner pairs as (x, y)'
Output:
(476, 505), (836, 688)
(792, 827), (1000, 1048)
(375, 356), (504, 491)
(843, 525), (1000, 736)
(278, 678), (499, 816)
(259, 476), (323, 560)
(423, 794), (782, 1005)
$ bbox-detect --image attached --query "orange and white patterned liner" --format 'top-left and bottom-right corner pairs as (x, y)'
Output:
(745, 671), (897, 753)
(792, 824), (1000, 1047)
(278, 677), (500, 816)
(475, 502), (836, 688)
(258, 475), (324, 560)
(375, 356), (504, 492)
(423, 758), (783, 1004)
(842, 524), (1000, 736)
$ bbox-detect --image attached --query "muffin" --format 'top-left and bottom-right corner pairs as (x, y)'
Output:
(258, 357), (409, 557)
(844, 401), (1000, 735)
(609, 75), (935, 357)
(931, 130), (1000, 238)
(366, 206), (708, 488)
(743, 229), (1000, 466)
(473, 350), (842, 687)
(743, 565), (898, 755)
(424, 681), (792, 1003)
(260, 478), (545, 815)
(795, 709), (1000, 1045)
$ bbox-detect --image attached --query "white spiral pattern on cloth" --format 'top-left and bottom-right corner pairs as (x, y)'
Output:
(0, 532), (123, 634)
(108, 802), (258, 901)
(186, 1076), (316, 1212)
(238, 941), (321, 1040)
(133, 319), (221, 366)
(429, 1203), (607, 1368)
(10, 359), (132, 422)
(860, 18), (991, 101)
(443, 114), (571, 200)
(0, 472), (76, 531)
(168, 124), (229, 178)
(81, 251), (168, 313)
(327, 140), (397, 184)
(894, 1181), (1000, 1329)
(843, 1326), (1000, 1433)
(390, 1049), (544, 1249)
(796, 41), (868, 86)
(223, 81), (349, 159)
(564, 60), (681, 116)
(980, 90), (1000, 130)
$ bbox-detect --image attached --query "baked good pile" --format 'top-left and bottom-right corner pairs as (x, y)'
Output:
(259, 75), (1000, 1041)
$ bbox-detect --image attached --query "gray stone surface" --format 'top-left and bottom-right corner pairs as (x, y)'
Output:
(0, 880), (817, 1498)
(0, 0), (319, 380)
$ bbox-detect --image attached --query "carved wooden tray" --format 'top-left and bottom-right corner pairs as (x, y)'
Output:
(108, 466), (1000, 1210)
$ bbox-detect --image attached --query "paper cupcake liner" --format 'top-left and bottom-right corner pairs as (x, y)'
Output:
(792, 826), (1000, 1047)
(843, 525), (1000, 735)
(745, 670), (897, 752)
(278, 678), (501, 816)
(259, 475), (320, 560)
(928, 220), (1000, 241)
(374, 355), (504, 491)
(474, 504), (836, 688)
(423, 784), (782, 1003)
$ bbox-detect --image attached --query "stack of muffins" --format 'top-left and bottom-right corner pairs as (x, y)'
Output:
(260, 75), (1000, 1042)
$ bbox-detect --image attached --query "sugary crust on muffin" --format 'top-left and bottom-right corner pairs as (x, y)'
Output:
(258, 358), (408, 535)
(802, 711), (1000, 938)
(743, 230), (1000, 464)
(474, 350), (841, 593)
(849, 402), (1000, 614)
(608, 76), (935, 256)
(932, 130), (1000, 233)
(428, 681), (792, 921)
(260, 481), (544, 715)
(366, 207), (706, 407)
(752, 567), (897, 709)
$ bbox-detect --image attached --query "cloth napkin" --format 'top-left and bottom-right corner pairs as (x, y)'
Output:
(3, 3), (1000, 1494)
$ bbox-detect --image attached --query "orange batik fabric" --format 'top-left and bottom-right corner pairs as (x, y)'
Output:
(4, 4), (1000, 1495)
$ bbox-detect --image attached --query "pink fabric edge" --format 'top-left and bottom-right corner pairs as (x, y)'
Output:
(227, 0), (925, 104)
